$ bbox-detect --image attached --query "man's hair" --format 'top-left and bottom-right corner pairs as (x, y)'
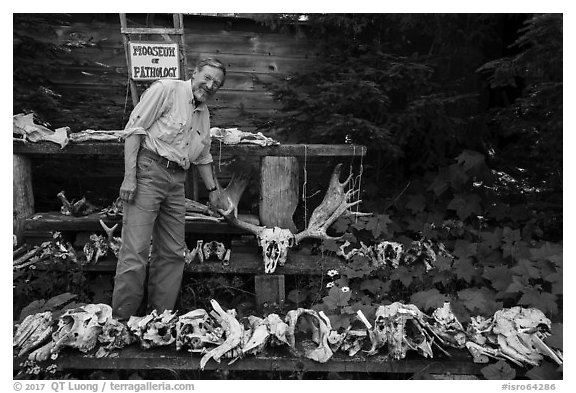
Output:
(195, 58), (226, 84)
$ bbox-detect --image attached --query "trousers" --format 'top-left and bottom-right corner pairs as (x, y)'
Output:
(112, 150), (187, 320)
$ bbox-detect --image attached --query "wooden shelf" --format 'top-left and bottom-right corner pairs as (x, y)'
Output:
(13, 140), (367, 157)
(24, 212), (255, 235)
(14, 346), (485, 375)
(34, 249), (344, 275)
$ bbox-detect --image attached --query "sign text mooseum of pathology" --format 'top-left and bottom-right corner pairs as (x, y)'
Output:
(129, 42), (180, 80)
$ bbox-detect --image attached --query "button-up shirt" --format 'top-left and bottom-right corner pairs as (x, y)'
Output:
(122, 79), (213, 170)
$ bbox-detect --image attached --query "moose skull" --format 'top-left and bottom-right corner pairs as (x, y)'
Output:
(258, 227), (295, 273)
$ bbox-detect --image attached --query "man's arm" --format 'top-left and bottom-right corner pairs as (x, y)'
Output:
(196, 163), (232, 213)
(119, 133), (143, 203)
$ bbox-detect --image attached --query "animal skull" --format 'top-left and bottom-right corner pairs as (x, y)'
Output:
(374, 241), (404, 268)
(258, 227), (295, 273)
(428, 302), (467, 348)
(127, 310), (178, 350)
(367, 302), (434, 360)
(50, 304), (112, 357)
(175, 309), (222, 352)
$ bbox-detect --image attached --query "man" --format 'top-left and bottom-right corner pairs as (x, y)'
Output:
(112, 58), (230, 320)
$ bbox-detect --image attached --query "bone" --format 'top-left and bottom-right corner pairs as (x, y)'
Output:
(200, 300), (243, 370)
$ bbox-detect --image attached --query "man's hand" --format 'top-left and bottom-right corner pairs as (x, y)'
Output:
(208, 189), (234, 216)
(119, 176), (137, 203)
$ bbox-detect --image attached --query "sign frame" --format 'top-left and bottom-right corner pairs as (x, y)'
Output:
(128, 41), (181, 81)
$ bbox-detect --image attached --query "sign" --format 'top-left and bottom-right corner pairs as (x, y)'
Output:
(128, 42), (180, 80)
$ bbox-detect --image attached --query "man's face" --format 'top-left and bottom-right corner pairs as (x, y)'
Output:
(191, 65), (224, 103)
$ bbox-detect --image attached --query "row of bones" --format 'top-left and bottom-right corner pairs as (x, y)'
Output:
(14, 300), (562, 370)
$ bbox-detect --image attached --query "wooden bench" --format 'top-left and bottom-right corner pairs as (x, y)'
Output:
(13, 346), (487, 378)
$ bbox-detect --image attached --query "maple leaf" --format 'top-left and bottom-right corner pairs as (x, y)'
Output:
(448, 193), (482, 220)
(360, 278), (390, 295)
(502, 274), (529, 295)
(432, 270), (455, 286)
(545, 323), (562, 350)
(545, 271), (563, 295)
(530, 242), (563, 267)
(332, 216), (352, 233)
(518, 288), (558, 316)
(453, 257), (478, 283)
(457, 288), (503, 316)
(428, 167), (451, 196)
(321, 239), (341, 253)
(410, 289), (449, 312)
(481, 360), (516, 380)
(322, 286), (352, 309)
(448, 163), (470, 189)
(456, 150), (486, 172)
(479, 230), (502, 253)
(487, 202), (510, 220)
(287, 289), (309, 304)
(434, 254), (453, 271)
(390, 266), (415, 287)
(511, 258), (542, 279)
(405, 194), (426, 213)
(452, 239), (478, 260)
(366, 213), (392, 238)
(482, 265), (513, 292)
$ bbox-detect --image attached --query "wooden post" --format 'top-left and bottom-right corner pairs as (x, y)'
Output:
(255, 275), (285, 308)
(259, 156), (299, 233)
(256, 156), (299, 309)
(13, 154), (34, 245)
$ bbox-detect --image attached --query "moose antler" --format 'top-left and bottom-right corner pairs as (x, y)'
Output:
(219, 164), (369, 273)
(294, 163), (369, 243)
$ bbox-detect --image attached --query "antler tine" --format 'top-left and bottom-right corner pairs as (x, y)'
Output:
(99, 219), (119, 240)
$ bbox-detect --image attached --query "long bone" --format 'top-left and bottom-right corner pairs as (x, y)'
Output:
(200, 300), (243, 370)
(219, 164), (369, 273)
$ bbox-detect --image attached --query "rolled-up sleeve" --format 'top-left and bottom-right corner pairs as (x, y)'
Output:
(122, 81), (170, 139)
(192, 136), (213, 165)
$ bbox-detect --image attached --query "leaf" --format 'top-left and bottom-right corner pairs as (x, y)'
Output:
(544, 323), (562, 350)
(519, 289), (558, 316)
(452, 239), (478, 259)
(287, 289), (309, 304)
(525, 362), (562, 380)
(483, 265), (513, 292)
(457, 288), (503, 316)
(322, 286), (351, 309)
(19, 299), (46, 321)
(365, 214), (392, 238)
(390, 266), (415, 287)
(503, 274), (529, 294)
(42, 292), (77, 312)
(321, 239), (341, 253)
(511, 258), (541, 279)
(447, 193), (482, 220)
(434, 254), (454, 271)
(481, 360), (516, 380)
(456, 150), (485, 172)
(410, 289), (449, 312)
(405, 194), (426, 213)
(454, 257), (478, 283)
(530, 242), (562, 267)
(360, 278), (390, 295)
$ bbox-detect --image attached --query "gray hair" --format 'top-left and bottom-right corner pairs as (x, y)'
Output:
(195, 58), (226, 85)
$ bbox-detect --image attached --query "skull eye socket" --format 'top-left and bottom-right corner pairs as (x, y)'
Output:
(288, 237), (295, 247)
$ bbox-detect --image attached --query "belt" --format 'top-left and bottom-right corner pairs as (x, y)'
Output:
(139, 148), (183, 170)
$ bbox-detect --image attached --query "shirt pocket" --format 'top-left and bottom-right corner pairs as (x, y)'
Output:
(157, 112), (186, 144)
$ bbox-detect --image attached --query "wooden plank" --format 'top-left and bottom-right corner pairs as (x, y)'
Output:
(31, 250), (344, 275)
(121, 27), (184, 35)
(14, 141), (367, 157)
(260, 157), (299, 232)
(13, 346), (485, 375)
